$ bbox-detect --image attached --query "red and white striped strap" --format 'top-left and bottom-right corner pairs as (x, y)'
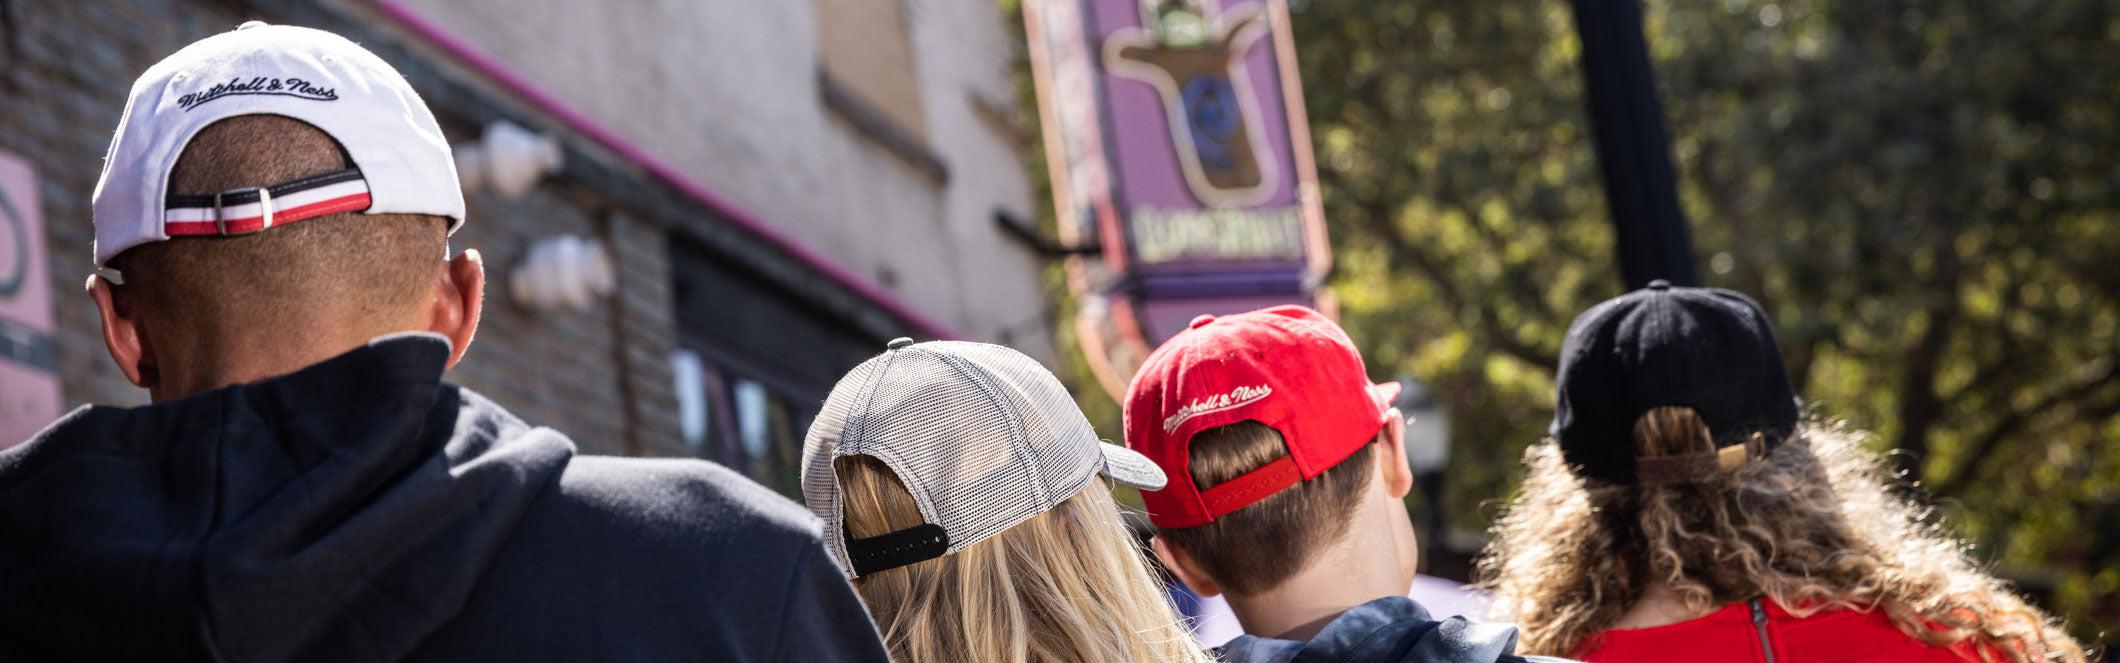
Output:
(162, 168), (372, 236)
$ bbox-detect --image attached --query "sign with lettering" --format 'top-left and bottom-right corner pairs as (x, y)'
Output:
(0, 151), (61, 448)
(1026, 0), (1329, 396)
(1130, 206), (1303, 264)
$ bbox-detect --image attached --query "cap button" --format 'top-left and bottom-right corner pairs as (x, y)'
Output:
(1189, 314), (1217, 329)
(1647, 279), (1672, 291)
(887, 337), (914, 350)
(237, 20), (269, 30)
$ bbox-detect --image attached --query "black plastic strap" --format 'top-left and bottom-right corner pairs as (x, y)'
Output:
(846, 523), (950, 576)
(165, 168), (365, 208)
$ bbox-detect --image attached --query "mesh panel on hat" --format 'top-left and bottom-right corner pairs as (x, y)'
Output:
(804, 342), (1099, 576)
(801, 352), (873, 575)
(864, 348), (1046, 556)
(940, 342), (1104, 506)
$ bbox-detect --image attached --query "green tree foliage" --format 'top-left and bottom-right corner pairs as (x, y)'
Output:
(1294, 0), (2118, 642)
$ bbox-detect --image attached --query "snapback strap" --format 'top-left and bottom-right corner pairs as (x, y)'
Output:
(163, 168), (371, 236)
(845, 523), (950, 576)
(1635, 436), (1767, 484)
(1200, 455), (1302, 519)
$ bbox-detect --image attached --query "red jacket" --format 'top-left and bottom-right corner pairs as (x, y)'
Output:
(1575, 599), (1987, 662)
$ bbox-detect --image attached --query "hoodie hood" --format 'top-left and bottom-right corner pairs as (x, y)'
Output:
(1218, 596), (1561, 663)
(0, 334), (573, 662)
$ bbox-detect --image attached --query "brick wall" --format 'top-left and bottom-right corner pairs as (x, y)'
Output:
(601, 211), (685, 458)
(0, 0), (239, 410)
(443, 185), (662, 456)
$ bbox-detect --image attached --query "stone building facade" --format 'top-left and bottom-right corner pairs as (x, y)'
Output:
(0, 0), (1050, 495)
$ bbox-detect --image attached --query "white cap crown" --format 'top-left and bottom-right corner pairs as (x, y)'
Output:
(92, 22), (464, 267)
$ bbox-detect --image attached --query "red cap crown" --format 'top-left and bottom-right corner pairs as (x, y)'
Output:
(1122, 306), (1398, 529)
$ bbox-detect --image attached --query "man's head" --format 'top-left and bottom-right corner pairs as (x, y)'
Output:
(1121, 306), (1417, 598)
(87, 24), (479, 401)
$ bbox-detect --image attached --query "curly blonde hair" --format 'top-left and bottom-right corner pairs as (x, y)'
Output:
(1477, 407), (2086, 661)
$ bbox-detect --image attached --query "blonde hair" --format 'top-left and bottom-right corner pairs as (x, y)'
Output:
(836, 456), (1212, 663)
(1478, 407), (2086, 661)
(1157, 421), (1377, 595)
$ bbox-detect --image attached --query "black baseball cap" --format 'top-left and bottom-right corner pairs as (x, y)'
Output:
(1551, 280), (1801, 484)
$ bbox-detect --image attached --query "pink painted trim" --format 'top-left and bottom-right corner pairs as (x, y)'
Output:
(368, 0), (958, 339)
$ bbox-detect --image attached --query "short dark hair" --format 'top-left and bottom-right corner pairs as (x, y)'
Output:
(112, 115), (447, 341)
(1157, 421), (1376, 595)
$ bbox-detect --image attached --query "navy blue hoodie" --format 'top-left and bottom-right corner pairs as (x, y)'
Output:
(0, 334), (889, 662)
(1217, 596), (1571, 663)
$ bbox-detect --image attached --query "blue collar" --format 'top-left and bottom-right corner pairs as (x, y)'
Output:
(1218, 596), (1537, 663)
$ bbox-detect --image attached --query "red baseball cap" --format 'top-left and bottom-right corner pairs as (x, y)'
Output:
(1122, 305), (1399, 529)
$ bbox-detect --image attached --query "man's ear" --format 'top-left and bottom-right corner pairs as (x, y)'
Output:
(1153, 535), (1223, 598)
(88, 275), (157, 389)
(425, 249), (484, 368)
(1377, 406), (1414, 499)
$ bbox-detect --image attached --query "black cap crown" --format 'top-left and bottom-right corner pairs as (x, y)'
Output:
(1551, 280), (1800, 483)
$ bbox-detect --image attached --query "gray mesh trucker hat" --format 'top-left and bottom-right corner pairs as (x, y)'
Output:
(801, 338), (1167, 578)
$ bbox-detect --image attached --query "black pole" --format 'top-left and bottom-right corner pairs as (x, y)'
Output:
(1567, 0), (1700, 289)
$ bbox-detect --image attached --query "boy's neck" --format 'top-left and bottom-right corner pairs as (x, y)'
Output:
(1222, 494), (1420, 641)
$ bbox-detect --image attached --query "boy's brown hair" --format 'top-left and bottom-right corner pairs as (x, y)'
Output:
(1157, 421), (1377, 595)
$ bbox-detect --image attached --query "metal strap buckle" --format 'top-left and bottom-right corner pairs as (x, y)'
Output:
(213, 187), (273, 236)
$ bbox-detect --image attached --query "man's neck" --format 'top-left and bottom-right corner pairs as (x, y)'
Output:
(1221, 498), (1417, 641)
(151, 324), (399, 401)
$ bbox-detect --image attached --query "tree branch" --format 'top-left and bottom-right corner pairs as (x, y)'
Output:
(1892, 265), (1962, 485)
(1932, 362), (2120, 498)
(1938, 278), (2031, 406)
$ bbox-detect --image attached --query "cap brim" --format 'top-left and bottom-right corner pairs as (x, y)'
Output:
(1371, 381), (1403, 410)
(1097, 442), (1168, 491)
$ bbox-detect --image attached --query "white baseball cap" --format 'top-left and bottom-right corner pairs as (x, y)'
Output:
(801, 338), (1167, 578)
(91, 21), (464, 278)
